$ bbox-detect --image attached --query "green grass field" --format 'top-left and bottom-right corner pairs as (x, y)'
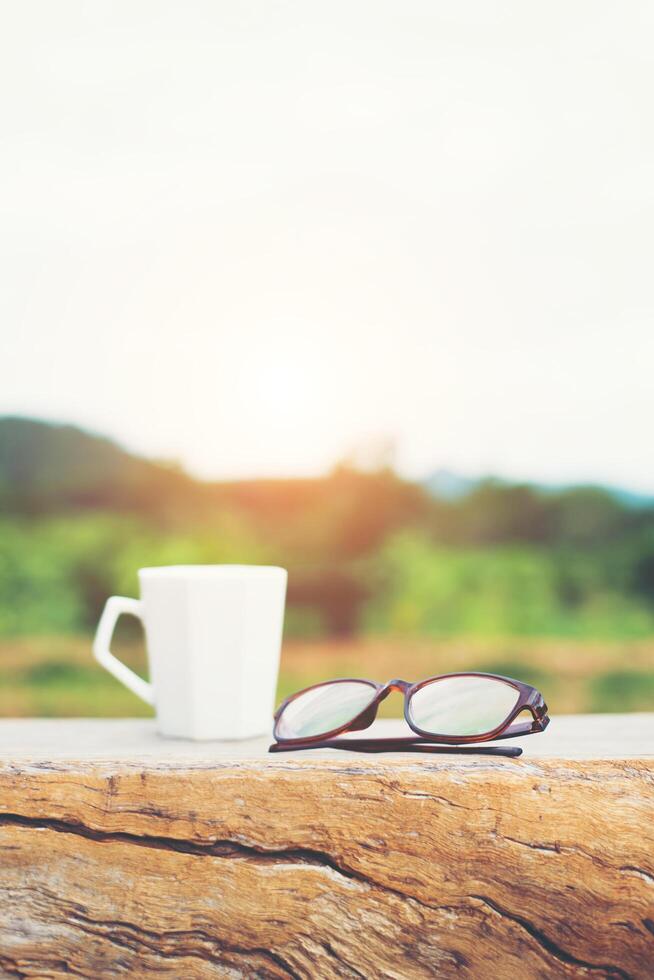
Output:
(1, 634), (653, 719)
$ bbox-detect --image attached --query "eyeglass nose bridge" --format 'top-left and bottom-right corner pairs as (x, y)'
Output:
(347, 680), (411, 733)
(380, 679), (412, 696)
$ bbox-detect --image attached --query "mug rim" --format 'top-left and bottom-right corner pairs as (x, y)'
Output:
(138, 564), (287, 580)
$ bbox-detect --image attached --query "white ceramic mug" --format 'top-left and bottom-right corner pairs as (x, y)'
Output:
(93, 565), (287, 740)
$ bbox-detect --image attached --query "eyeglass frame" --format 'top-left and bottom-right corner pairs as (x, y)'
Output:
(271, 671), (550, 751)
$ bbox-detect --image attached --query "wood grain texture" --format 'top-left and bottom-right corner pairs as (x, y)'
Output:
(0, 716), (652, 979)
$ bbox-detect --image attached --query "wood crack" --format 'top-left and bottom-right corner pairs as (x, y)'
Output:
(396, 789), (471, 809)
(68, 912), (300, 978)
(1, 811), (647, 978)
(0, 810), (475, 924)
(470, 894), (633, 979)
(0, 953), (85, 978)
(504, 835), (654, 886)
(0, 811), (360, 880)
(317, 941), (366, 979)
(619, 865), (654, 886)
(502, 835), (561, 854)
(0, 956), (26, 979)
(6, 883), (301, 979)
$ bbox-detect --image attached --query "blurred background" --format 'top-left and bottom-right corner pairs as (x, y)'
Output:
(1, 2), (653, 719)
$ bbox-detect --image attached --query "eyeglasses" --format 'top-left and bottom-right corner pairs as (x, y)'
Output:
(270, 672), (549, 758)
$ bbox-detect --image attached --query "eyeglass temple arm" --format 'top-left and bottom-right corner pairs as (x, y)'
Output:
(269, 738), (523, 758)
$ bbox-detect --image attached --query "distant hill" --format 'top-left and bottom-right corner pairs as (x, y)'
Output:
(422, 468), (479, 501)
(0, 418), (429, 551)
(422, 466), (654, 509)
(2, 416), (653, 535)
(0, 416), (195, 517)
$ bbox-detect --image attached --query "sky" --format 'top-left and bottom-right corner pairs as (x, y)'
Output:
(1, 1), (653, 487)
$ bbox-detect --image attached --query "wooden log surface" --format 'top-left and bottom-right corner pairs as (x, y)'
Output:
(0, 714), (652, 979)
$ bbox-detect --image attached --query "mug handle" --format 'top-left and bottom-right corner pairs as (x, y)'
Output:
(93, 596), (154, 706)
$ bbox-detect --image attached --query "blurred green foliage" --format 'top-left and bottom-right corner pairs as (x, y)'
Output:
(364, 534), (654, 639)
(2, 512), (654, 642)
(2, 417), (654, 717)
(589, 670), (654, 712)
(2, 416), (654, 646)
(0, 513), (265, 634)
